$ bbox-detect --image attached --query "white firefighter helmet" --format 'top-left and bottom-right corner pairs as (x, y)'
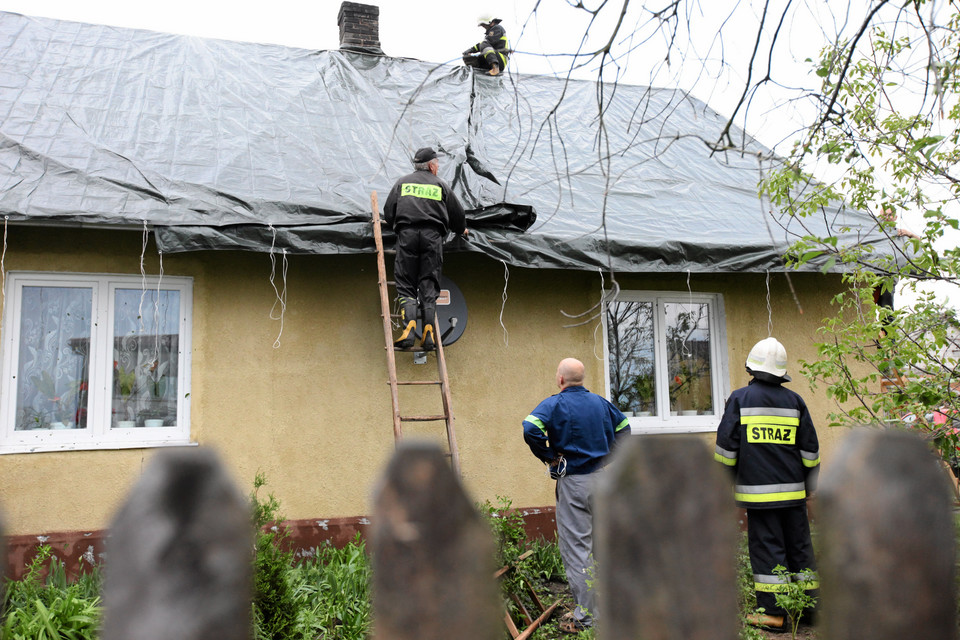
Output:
(745, 337), (789, 379)
(477, 15), (502, 26)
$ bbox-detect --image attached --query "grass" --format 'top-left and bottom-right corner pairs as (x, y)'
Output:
(8, 507), (956, 639)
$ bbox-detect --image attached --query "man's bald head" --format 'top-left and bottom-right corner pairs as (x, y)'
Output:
(556, 358), (586, 390)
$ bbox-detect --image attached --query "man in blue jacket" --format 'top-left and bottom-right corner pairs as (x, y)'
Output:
(523, 358), (631, 633)
(715, 337), (820, 631)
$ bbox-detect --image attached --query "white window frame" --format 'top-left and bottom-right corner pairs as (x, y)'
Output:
(603, 290), (730, 435)
(0, 271), (193, 454)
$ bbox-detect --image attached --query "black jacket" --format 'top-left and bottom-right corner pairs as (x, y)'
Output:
(714, 378), (820, 509)
(383, 169), (466, 235)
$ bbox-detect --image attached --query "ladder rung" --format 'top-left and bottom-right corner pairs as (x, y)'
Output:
(400, 414), (448, 422)
(385, 280), (396, 286)
(384, 249), (396, 255)
(394, 380), (442, 386)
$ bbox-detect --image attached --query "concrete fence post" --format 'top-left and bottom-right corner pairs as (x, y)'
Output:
(371, 442), (500, 640)
(596, 435), (739, 640)
(100, 448), (252, 640)
(818, 428), (958, 640)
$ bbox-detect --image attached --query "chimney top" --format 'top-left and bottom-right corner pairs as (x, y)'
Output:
(338, 2), (383, 55)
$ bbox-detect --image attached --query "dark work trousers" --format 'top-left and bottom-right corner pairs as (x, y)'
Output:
(394, 225), (443, 308)
(747, 505), (818, 617)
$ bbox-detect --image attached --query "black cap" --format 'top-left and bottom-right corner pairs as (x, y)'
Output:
(413, 147), (437, 163)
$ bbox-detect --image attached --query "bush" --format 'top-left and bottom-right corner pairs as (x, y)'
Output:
(251, 473), (299, 640)
(1, 545), (101, 640)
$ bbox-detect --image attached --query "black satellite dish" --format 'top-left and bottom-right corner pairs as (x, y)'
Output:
(417, 275), (467, 345)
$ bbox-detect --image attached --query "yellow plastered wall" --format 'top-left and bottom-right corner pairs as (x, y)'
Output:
(0, 227), (850, 536)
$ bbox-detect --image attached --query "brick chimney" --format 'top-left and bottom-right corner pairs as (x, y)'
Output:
(338, 2), (383, 55)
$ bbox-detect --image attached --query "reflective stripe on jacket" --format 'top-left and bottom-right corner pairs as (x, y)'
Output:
(714, 378), (820, 509)
(383, 169), (466, 234)
(522, 386), (630, 476)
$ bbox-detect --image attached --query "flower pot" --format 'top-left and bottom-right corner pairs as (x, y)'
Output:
(144, 419), (164, 428)
(638, 411), (652, 417)
(681, 410), (699, 416)
(117, 420), (137, 429)
(49, 421), (69, 430)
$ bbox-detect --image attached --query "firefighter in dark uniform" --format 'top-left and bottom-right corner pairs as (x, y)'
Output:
(462, 17), (509, 76)
(383, 147), (467, 351)
(714, 337), (820, 631)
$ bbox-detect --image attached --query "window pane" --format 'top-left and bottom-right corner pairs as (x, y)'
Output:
(15, 286), (92, 431)
(606, 300), (657, 416)
(112, 289), (180, 428)
(665, 302), (714, 415)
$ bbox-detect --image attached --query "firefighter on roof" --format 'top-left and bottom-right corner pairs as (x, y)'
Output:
(462, 17), (509, 76)
(714, 337), (821, 632)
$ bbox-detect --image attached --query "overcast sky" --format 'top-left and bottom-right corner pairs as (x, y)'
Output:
(0, 0), (844, 153)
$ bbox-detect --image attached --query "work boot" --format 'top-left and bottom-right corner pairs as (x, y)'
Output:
(745, 613), (787, 632)
(393, 299), (418, 349)
(420, 304), (437, 351)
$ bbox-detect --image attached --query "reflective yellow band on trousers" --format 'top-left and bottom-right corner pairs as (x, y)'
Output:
(735, 489), (806, 503)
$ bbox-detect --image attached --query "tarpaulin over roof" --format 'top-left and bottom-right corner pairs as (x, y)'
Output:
(0, 12), (894, 272)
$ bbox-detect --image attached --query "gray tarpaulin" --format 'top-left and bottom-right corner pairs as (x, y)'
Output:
(0, 12), (894, 272)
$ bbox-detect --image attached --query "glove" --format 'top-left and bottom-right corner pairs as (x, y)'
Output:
(547, 455), (567, 479)
(463, 48), (476, 56)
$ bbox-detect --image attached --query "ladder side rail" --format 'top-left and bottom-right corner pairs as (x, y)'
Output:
(434, 313), (461, 476)
(371, 192), (404, 443)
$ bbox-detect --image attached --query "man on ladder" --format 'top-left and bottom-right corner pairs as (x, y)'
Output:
(384, 147), (467, 351)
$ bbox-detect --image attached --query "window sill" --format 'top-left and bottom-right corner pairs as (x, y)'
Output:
(0, 439), (198, 455)
(629, 421), (719, 435)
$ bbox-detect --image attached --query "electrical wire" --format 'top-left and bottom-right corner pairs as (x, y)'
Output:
(268, 225), (288, 349)
(499, 260), (510, 347)
(766, 270), (773, 337)
(681, 269), (693, 357)
(138, 220), (149, 334)
(1, 216), (8, 307)
(153, 250), (164, 364)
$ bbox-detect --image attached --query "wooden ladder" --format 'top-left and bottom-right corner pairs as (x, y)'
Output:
(370, 191), (461, 476)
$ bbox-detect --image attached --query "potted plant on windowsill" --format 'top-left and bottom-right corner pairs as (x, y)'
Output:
(31, 370), (75, 429)
(114, 363), (140, 428)
(141, 360), (169, 427)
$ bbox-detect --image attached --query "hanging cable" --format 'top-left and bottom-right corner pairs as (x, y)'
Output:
(1, 216), (8, 307)
(593, 316), (605, 361)
(268, 225), (288, 349)
(766, 270), (773, 337)
(153, 250), (164, 365)
(561, 269), (619, 328)
(756, 153), (803, 315)
(499, 260), (510, 347)
(681, 269), (693, 357)
(138, 221), (149, 334)
(594, 270), (608, 360)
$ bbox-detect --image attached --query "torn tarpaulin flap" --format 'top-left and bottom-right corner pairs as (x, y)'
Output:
(0, 11), (899, 273)
(464, 145), (500, 185)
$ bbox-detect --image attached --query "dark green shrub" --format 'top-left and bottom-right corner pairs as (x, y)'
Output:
(251, 473), (299, 640)
(477, 495), (527, 568)
(521, 536), (565, 582)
